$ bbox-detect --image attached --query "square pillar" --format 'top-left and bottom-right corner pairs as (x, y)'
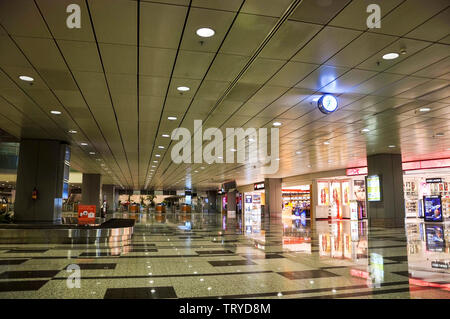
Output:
(82, 173), (102, 215)
(227, 191), (236, 217)
(207, 190), (217, 213)
(264, 178), (282, 217)
(102, 184), (116, 213)
(367, 153), (405, 227)
(14, 139), (70, 223)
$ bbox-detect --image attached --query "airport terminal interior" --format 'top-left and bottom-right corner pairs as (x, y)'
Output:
(0, 0), (449, 299)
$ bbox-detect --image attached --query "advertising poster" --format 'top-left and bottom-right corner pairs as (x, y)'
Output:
(331, 182), (341, 218)
(353, 180), (365, 201)
(367, 175), (381, 201)
(317, 182), (329, 206)
(77, 205), (96, 225)
(342, 181), (350, 206)
(425, 225), (445, 252)
(424, 196), (442, 222)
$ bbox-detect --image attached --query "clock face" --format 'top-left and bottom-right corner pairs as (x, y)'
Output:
(318, 94), (338, 114)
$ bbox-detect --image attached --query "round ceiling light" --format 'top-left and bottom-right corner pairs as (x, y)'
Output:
(168, 116), (177, 121)
(419, 107), (431, 112)
(382, 53), (399, 60)
(162, 134), (170, 138)
(19, 75), (34, 82)
(273, 122), (282, 127)
(196, 27), (215, 38)
(50, 110), (61, 115)
(177, 86), (190, 92)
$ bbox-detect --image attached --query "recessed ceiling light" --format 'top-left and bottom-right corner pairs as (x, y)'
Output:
(388, 145), (396, 148)
(324, 141), (330, 145)
(50, 110), (61, 115)
(419, 107), (431, 112)
(361, 128), (370, 133)
(273, 122), (282, 127)
(155, 154), (161, 157)
(158, 146), (165, 149)
(89, 152), (95, 155)
(162, 134), (170, 138)
(194, 170), (198, 173)
(382, 53), (399, 60)
(80, 143), (88, 146)
(296, 151), (302, 155)
(153, 161), (158, 163)
(196, 27), (215, 38)
(168, 116), (177, 121)
(177, 86), (190, 92)
(19, 75), (34, 82)
(68, 130), (77, 134)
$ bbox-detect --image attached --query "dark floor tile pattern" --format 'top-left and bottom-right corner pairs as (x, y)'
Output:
(0, 280), (48, 292)
(244, 254), (286, 259)
(0, 270), (60, 279)
(5, 249), (48, 254)
(69, 263), (117, 270)
(0, 259), (28, 265)
(104, 286), (177, 299)
(385, 256), (409, 263)
(278, 270), (340, 280)
(209, 260), (258, 267)
(196, 250), (234, 255)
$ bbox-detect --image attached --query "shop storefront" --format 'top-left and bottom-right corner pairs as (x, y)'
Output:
(314, 171), (367, 220)
(403, 159), (450, 220)
(282, 185), (311, 219)
(347, 158), (450, 221)
(243, 182), (265, 237)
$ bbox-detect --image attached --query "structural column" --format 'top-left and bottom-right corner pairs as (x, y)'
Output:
(15, 139), (70, 223)
(226, 191), (236, 217)
(102, 184), (116, 213)
(264, 178), (282, 217)
(81, 173), (102, 215)
(367, 153), (405, 227)
(206, 190), (217, 213)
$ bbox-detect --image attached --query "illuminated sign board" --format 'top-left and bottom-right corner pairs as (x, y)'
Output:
(346, 167), (368, 176)
(318, 94), (338, 114)
(426, 178), (442, 183)
(254, 182), (265, 190)
(367, 175), (381, 202)
(403, 158), (450, 171)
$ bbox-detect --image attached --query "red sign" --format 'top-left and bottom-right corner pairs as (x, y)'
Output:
(77, 205), (97, 225)
(403, 158), (450, 171)
(346, 158), (450, 175)
(346, 167), (368, 176)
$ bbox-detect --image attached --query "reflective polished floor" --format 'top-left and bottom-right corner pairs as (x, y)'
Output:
(0, 211), (449, 299)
